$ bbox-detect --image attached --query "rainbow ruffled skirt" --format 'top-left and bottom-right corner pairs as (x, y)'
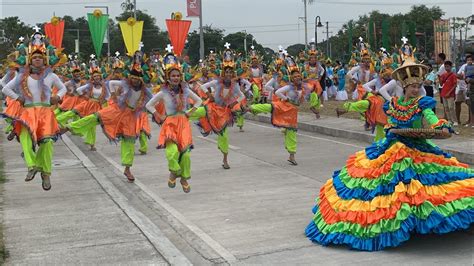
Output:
(305, 138), (474, 251)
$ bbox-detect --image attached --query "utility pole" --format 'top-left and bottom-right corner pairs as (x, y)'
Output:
(243, 30), (247, 56)
(304, 0), (308, 49)
(133, 0), (137, 19)
(323, 22), (332, 57)
(199, 0), (204, 60)
(452, 17), (457, 64)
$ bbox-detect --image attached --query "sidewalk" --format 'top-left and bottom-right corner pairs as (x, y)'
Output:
(245, 112), (474, 164)
(0, 135), (168, 264)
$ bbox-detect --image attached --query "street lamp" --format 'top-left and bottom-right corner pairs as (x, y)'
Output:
(85, 5), (110, 57)
(314, 16), (323, 49)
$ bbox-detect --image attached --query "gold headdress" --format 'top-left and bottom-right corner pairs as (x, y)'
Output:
(392, 37), (427, 88)
(162, 44), (181, 77)
(222, 42), (235, 70)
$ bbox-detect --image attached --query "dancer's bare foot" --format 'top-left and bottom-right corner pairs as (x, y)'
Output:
(124, 167), (135, 182)
(60, 127), (69, 134)
(90, 145), (96, 151)
(6, 131), (15, 141)
(139, 150), (147, 155)
(180, 179), (191, 193)
(222, 153), (230, 169)
(168, 172), (177, 188)
(288, 154), (298, 166)
(25, 168), (38, 182)
(41, 173), (51, 191)
(336, 108), (346, 118)
(239, 127), (244, 132)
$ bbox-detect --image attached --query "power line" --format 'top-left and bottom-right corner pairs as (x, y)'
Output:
(316, 0), (470, 5)
(3, 0), (122, 5)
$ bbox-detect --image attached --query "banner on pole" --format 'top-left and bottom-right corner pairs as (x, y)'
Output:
(87, 12), (109, 57)
(44, 19), (65, 49)
(187, 0), (201, 17)
(433, 19), (451, 61)
(166, 19), (192, 56)
(119, 18), (144, 55)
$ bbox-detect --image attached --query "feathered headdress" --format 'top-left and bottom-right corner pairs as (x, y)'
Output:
(112, 51), (125, 69)
(68, 54), (81, 72)
(285, 55), (300, 76)
(357, 37), (371, 63)
(162, 44), (181, 77)
(88, 54), (101, 75)
(392, 37), (427, 88)
(221, 42), (235, 70)
(307, 38), (318, 57)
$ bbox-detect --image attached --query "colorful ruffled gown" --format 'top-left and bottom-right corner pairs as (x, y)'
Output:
(305, 96), (474, 251)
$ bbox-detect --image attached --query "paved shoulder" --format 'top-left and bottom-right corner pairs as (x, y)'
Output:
(0, 137), (168, 264)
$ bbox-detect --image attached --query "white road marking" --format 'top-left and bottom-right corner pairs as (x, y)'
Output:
(62, 135), (192, 266)
(96, 150), (239, 264)
(197, 136), (241, 150)
(246, 122), (364, 149)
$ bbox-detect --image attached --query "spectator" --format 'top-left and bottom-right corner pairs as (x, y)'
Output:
(456, 55), (472, 126)
(439, 61), (458, 126)
(423, 63), (436, 113)
(465, 58), (474, 127)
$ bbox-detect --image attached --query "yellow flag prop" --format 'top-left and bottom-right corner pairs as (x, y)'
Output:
(119, 18), (144, 55)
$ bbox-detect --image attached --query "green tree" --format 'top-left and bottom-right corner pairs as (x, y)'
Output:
(0, 17), (32, 59)
(286, 44), (305, 57)
(186, 26), (224, 65)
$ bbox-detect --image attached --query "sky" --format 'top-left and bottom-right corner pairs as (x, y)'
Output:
(1, 0), (473, 50)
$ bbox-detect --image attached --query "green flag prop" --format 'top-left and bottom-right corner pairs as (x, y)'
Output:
(87, 11), (109, 57)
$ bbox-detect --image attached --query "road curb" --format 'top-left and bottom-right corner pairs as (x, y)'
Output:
(244, 113), (473, 165)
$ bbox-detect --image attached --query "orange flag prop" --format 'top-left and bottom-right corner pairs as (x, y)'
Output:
(44, 18), (65, 49)
(165, 19), (191, 56)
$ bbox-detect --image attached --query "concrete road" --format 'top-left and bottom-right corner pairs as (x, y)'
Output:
(1, 119), (473, 265)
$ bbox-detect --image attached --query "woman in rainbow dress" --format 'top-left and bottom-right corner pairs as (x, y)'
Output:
(305, 44), (474, 251)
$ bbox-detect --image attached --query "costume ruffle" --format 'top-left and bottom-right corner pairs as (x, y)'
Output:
(306, 138), (474, 251)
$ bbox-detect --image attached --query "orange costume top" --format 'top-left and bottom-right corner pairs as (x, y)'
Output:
(97, 80), (153, 142)
(72, 82), (109, 117)
(58, 79), (86, 112)
(197, 79), (245, 135)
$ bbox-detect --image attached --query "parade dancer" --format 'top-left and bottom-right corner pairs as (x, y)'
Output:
(334, 61), (348, 100)
(247, 46), (265, 104)
(64, 64), (153, 182)
(145, 52), (202, 193)
(2, 28), (67, 190)
(248, 56), (320, 165)
(1, 56), (20, 141)
(55, 55), (85, 116)
(56, 55), (109, 151)
(192, 44), (247, 169)
(303, 40), (325, 105)
(324, 59), (337, 99)
(305, 45), (474, 251)
(130, 50), (152, 155)
(347, 37), (375, 101)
